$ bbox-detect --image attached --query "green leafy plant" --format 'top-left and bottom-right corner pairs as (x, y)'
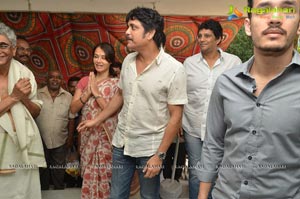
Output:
(227, 27), (253, 62)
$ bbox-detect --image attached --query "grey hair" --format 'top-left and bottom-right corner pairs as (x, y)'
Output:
(0, 22), (17, 47)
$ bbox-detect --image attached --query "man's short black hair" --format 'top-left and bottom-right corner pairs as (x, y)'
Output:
(68, 76), (80, 85)
(248, 0), (253, 18)
(198, 19), (223, 40)
(112, 62), (122, 69)
(126, 7), (166, 48)
(16, 35), (29, 42)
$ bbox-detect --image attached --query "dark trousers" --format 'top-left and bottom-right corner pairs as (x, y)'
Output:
(64, 115), (83, 187)
(40, 144), (67, 190)
(64, 144), (82, 188)
(163, 142), (186, 181)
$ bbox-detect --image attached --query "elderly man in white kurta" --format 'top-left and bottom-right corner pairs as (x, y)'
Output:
(0, 22), (46, 199)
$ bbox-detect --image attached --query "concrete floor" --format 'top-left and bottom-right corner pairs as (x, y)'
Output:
(42, 160), (190, 199)
(41, 179), (189, 199)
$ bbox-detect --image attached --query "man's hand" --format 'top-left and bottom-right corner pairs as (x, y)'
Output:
(178, 128), (184, 137)
(143, 155), (163, 178)
(10, 78), (31, 101)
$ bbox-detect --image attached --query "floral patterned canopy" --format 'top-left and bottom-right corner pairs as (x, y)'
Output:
(0, 12), (244, 85)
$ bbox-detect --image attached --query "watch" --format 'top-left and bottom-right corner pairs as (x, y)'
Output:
(156, 151), (166, 160)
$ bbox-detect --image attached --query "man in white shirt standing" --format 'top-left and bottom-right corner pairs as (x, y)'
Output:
(182, 19), (241, 199)
(78, 7), (187, 199)
(36, 70), (75, 190)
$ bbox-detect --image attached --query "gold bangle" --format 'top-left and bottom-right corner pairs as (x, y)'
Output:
(80, 96), (85, 104)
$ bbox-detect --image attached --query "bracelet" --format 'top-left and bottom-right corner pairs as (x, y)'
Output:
(79, 96), (85, 104)
(95, 95), (102, 100)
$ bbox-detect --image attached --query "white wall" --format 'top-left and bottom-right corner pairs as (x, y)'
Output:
(0, 0), (247, 16)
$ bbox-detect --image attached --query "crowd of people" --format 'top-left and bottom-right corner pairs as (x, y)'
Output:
(1, 0), (300, 199)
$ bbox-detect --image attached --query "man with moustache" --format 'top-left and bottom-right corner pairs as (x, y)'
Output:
(36, 70), (75, 190)
(197, 0), (300, 199)
(14, 35), (32, 66)
(78, 7), (187, 199)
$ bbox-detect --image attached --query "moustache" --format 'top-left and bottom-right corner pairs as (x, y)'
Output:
(126, 36), (132, 41)
(262, 25), (286, 35)
(20, 55), (30, 58)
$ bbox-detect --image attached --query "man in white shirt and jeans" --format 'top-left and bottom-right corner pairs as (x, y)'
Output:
(182, 19), (241, 199)
(78, 7), (187, 199)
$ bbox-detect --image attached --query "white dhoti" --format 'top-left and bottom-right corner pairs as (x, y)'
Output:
(0, 59), (46, 199)
(0, 129), (42, 199)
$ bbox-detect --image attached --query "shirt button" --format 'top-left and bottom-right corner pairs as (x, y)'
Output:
(248, 156), (252, 160)
(256, 103), (261, 107)
(252, 130), (256, 135)
(244, 180), (248, 185)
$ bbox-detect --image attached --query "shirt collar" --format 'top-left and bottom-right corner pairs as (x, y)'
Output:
(236, 50), (300, 78)
(154, 47), (164, 66)
(198, 48), (224, 62)
(129, 47), (164, 67)
(39, 86), (67, 96)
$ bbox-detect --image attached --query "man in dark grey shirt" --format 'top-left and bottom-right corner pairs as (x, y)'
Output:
(198, 0), (300, 198)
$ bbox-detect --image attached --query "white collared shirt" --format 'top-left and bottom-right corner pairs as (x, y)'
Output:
(112, 48), (187, 157)
(182, 49), (241, 140)
(36, 87), (75, 149)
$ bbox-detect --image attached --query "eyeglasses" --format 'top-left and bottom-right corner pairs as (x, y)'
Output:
(0, 42), (11, 49)
(17, 47), (32, 53)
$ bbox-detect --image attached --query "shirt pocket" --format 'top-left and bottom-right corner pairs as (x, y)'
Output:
(56, 101), (70, 119)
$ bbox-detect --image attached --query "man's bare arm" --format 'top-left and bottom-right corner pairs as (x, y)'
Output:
(77, 88), (123, 132)
(143, 104), (184, 178)
(198, 182), (212, 199)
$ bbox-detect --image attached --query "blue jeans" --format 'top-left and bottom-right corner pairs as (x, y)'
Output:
(184, 131), (203, 199)
(110, 147), (160, 199)
(184, 131), (213, 199)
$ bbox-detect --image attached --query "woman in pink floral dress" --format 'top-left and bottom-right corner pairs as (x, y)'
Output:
(70, 43), (119, 199)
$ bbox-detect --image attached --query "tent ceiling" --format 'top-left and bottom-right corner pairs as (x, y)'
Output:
(2, 0), (247, 16)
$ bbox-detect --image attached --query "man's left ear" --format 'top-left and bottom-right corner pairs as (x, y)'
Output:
(244, 18), (252, 37)
(216, 36), (222, 45)
(147, 29), (156, 40)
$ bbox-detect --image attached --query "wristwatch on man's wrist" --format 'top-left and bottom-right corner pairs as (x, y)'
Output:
(156, 151), (166, 160)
